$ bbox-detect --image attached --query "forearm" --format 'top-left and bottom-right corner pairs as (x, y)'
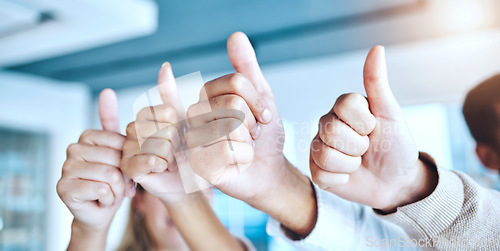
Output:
(67, 220), (108, 251)
(161, 192), (244, 251)
(249, 158), (317, 238)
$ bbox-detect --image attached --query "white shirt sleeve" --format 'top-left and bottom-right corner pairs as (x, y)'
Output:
(266, 185), (420, 250)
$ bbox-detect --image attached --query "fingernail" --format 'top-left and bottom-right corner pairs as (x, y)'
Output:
(253, 124), (262, 139)
(161, 62), (170, 68)
(262, 108), (272, 123)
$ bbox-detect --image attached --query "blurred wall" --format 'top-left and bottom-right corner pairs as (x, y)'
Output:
(0, 71), (90, 251)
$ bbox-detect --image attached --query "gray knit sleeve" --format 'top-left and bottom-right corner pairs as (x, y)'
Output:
(375, 153), (500, 250)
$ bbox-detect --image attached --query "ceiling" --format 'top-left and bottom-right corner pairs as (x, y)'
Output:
(4, 0), (500, 93)
(0, 0), (157, 66)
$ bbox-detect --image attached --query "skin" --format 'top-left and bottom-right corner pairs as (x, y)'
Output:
(309, 46), (438, 213)
(59, 66), (244, 250)
(476, 142), (500, 173)
(57, 89), (136, 251)
(186, 32), (317, 238)
(120, 63), (244, 251)
(133, 189), (188, 250)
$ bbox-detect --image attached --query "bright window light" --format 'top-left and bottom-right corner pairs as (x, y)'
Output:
(445, 0), (485, 32)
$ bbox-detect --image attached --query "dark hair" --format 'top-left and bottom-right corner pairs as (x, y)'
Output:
(463, 74), (500, 148)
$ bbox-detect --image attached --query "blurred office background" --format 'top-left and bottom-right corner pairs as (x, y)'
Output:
(1, 0), (500, 250)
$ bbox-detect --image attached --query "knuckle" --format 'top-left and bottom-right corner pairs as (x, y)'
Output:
(61, 160), (74, 176)
(228, 73), (246, 92)
(97, 184), (110, 197)
(312, 146), (328, 168)
(79, 129), (94, 141)
(66, 143), (80, 156)
(137, 106), (153, 119)
(144, 154), (158, 167)
(161, 105), (178, 123)
(126, 122), (136, 136)
(347, 92), (366, 104)
(186, 104), (198, 119)
(309, 137), (323, 153)
(319, 117), (339, 140)
(56, 179), (67, 198)
(318, 114), (330, 128)
(335, 93), (360, 113)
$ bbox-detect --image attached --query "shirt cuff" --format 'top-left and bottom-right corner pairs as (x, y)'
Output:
(266, 182), (356, 250)
(374, 152), (464, 240)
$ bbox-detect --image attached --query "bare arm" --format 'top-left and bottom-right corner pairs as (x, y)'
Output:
(162, 192), (245, 251)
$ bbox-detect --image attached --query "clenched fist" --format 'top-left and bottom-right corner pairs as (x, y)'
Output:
(186, 32), (316, 237)
(57, 89), (135, 250)
(310, 46), (437, 212)
(121, 63), (186, 203)
(121, 63), (249, 251)
(186, 32), (285, 202)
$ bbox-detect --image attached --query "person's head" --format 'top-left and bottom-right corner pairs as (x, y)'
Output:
(118, 185), (187, 251)
(463, 74), (500, 172)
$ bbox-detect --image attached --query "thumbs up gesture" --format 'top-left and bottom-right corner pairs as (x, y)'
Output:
(186, 32), (316, 236)
(121, 63), (187, 202)
(310, 46), (436, 212)
(57, 89), (135, 249)
(186, 32), (287, 201)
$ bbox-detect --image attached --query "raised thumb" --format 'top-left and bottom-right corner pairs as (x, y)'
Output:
(98, 88), (120, 133)
(227, 31), (272, 97)
(363, 46), (399, 115)
(158, 62), (185, 118)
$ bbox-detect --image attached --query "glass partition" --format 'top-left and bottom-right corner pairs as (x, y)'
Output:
(0, 127), (49, 251)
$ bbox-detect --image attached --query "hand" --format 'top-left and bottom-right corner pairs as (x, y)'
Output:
(186, 32), (284, 201)
(57, 89), (135, 249)
(186, 32), (316, 237)
(310, 46), (437, 213)
(122, 63), (245, 251)
(121, 63), (188, 204)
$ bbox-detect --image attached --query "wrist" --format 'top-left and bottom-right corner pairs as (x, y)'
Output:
(379, 156), (438, 213)
(248, 158), (317, 238)
(69, 220), (108, 251)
